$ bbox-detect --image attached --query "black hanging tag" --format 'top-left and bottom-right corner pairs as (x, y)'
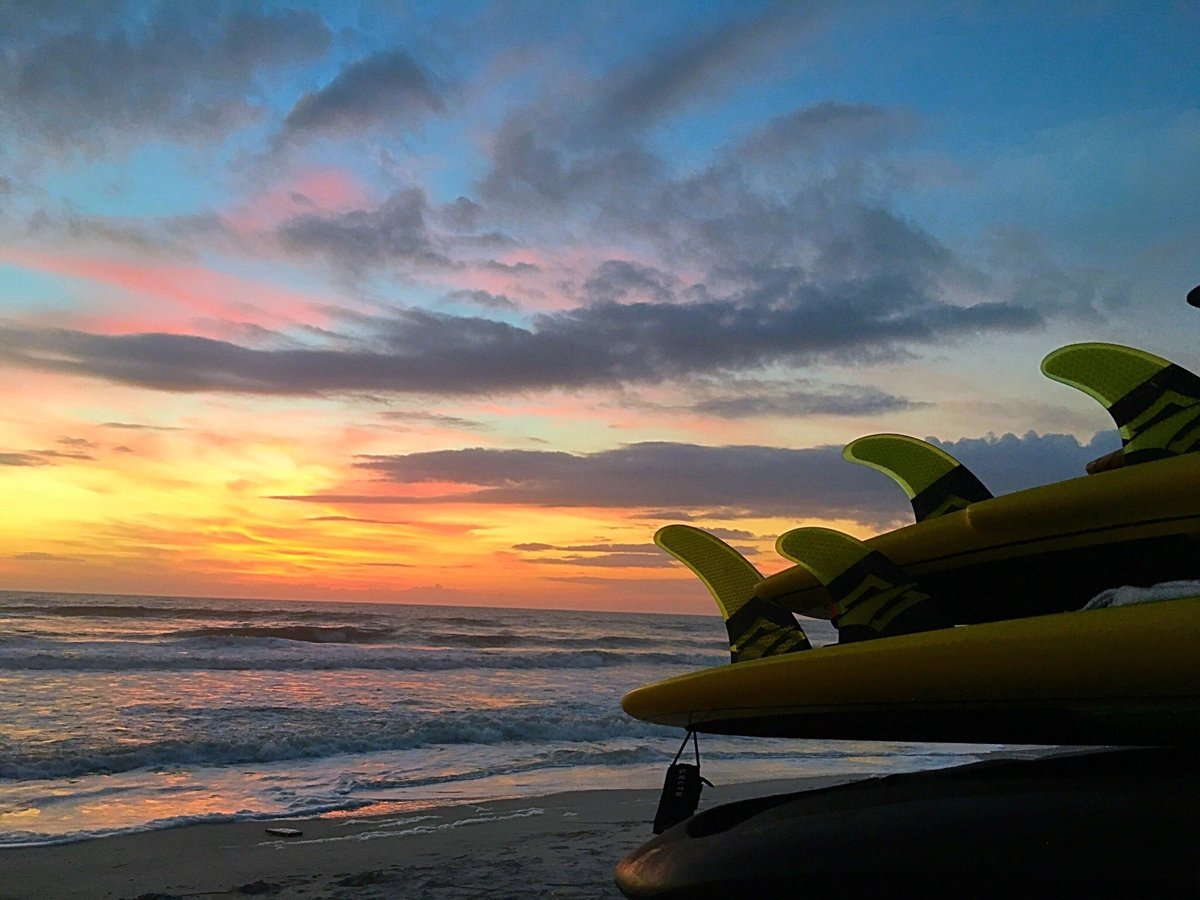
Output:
(652, 731), (712, 834)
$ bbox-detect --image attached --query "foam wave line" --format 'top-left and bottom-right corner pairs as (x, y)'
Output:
(1, 711), (670, 780)
(0, 643), (721, 672)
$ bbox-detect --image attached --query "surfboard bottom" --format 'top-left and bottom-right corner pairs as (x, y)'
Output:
(615, 748), (1200, 898)
(675, 696), (1200, 746)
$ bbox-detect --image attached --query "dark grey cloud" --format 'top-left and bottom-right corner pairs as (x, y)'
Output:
(732, 102), (914, 172)
(935, 430), (1120, 495)
(0, 447), (95, 464)
(582, 261), (678, 305)
(0, 278), (1038, 398)
(58, 436), (97, 449)
(447, 289), (519, 311)
(0, 274), (1040, 395)
(588, 4), (826, 139)
(0, 452), (46, 466)
(351, 441), (880, 519)
(688, 385), (926, 419)
(329, 431), (1118, 525)
(514, 542), (658, 554)
(481, 260), (541, 275)
(100, 422), (181, 431)
(1, 6), (331, 152)
(379, 410), (487, 430)
(708, 528), (759, 541)
(512, 536), (757, 568)
(986, 226), (1132, 320)
(280, 50), (447, 140)
(530, 552), (678, 569)
(278, 188), (450, 269)
(48, 210), (234, 257)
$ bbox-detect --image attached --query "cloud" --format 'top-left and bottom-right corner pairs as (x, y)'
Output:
(513, 541), (660, 554)
(277, 188), (450, 269)
(58, 436), (97, 449)
(0, 272), (1040, 396)
(1, 6), (331, 153)
(733, 102), (909, 166)
(324, 431), (1118, 524)
(686, 384), (926, 419)
(447, 289), (520, 311)
(582, 260), (678, 305)
(587, 4), (827, 139)
(511, 539), (746, 569)
(100, 422), (181, 431)
(0, 452), (47, 466)
(11, 551), (82, 562)
(379, 410), (487, 430)
(350, 441), (879, 519)
(530, 552), (678, 568)
(280, 50), (447, 141)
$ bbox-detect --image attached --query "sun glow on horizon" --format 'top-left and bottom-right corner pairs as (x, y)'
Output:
(2, 3), (1195, 611)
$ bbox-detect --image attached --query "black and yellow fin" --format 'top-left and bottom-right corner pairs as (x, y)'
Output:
(1042, 343), (1200, 465)
(776, 527), (946, 642)
(655, 525), (810, 662)
(843, 433), (992, 521)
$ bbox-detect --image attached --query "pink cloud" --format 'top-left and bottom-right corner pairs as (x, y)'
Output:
(2, 246), (334, 334)
(226, 168), (373, 232)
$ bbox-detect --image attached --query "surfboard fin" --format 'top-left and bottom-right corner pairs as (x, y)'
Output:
(843, 434), (993, 521)
(655, 525), (811, 662)
(1042, 343), (1200, 465)
(776, 526), (947, 642)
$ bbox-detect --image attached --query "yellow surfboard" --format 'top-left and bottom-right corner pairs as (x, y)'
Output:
(621, 597), (1200, 746)
(759, 452), (1200, 622)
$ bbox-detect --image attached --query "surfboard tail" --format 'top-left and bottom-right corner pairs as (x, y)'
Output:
(843, 434), (992, 521)
(1042, 343), (1200, 465)
(776, 526), (947, 642)
(655, 525), (811, 662)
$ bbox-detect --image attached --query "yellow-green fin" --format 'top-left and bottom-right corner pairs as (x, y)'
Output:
(775, 527), (945, 642)
(655, 525), (810, 662)
(1042, 343), (1200, 465)
(844, 434), (993, 521)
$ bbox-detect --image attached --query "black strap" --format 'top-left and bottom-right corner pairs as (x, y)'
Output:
(670, 729), (700, 767)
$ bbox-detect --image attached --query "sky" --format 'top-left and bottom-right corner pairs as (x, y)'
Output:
(1, 1), (1197, 612)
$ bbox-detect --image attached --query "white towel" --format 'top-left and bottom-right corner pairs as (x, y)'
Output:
(1082, 580), (1200, 610)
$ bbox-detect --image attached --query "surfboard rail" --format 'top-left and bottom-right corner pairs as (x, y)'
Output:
(621, 597), (1200, 745)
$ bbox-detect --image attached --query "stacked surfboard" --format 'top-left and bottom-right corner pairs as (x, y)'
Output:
(615, 341), (1200, 897)
(622, 343), (1200, 747)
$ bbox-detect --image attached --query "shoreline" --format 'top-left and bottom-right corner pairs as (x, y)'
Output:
(0, 774), (858, 899)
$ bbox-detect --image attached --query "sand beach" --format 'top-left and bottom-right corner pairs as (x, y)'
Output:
(1, 776), (846, 899)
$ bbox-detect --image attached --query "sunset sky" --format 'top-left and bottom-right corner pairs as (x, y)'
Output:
(1, 2), (1197, 612)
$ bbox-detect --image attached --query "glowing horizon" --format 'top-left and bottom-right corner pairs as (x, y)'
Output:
(1, 3), (1197, 612)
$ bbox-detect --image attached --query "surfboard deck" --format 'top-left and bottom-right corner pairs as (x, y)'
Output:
(621, 597), (1200, 746)
(758, 452), (1200, 621)
(615, 747), (1200, 898)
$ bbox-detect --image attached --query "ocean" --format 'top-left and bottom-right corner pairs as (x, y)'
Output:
(0, 592), (1003, 846)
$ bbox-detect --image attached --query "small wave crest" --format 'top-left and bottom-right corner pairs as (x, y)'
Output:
(163, 625), (397, 644)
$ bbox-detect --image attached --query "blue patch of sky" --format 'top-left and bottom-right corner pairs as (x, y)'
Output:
(0, 265), (87, 315)
(809, 5), (1197, 153)
(762, 4), (1200, 272)
(42, 145), (235, 219)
